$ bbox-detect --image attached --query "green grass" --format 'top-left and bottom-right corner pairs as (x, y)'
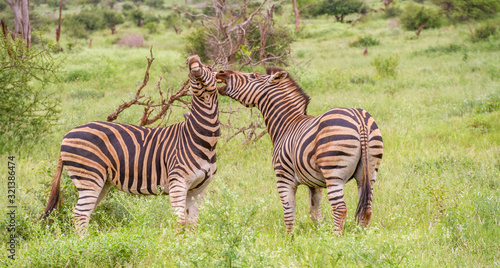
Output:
(1, 5), (500, 267)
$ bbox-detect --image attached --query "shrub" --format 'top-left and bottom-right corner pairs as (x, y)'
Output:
(185, 28), (209, 63)
(372, 55), (399, 77)
(145, 0), (164, 9)
(103, 10), (125, 34)
(0, 36), (60, 147)
(130, 9), (144, 26)
(384, 6), (402, 18)
(314, 0), (366, 22)
(400, 2), (442, 31)
(432, 0), (500, 21)
(472, 23), (497, 42)
(122, 2), (135, 10)
(66, 11), (106, 32)
(145, 22), (159, 34)
(349, 35), (380, 47)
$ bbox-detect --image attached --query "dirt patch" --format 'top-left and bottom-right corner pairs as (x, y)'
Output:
(117, 33), (145, 47)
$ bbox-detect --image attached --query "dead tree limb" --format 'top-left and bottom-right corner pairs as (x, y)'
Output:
(107, 47), (154, 122)
(56, 0), (63, 43)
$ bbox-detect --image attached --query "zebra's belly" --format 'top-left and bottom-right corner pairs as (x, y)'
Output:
(295, 167), (326, 188)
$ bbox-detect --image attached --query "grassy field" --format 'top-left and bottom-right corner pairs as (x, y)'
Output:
(1, 4), (500, 267)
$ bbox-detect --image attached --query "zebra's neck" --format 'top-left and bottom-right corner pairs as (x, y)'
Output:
(257, 88), (309, 145)
(184, 93), (220, 149)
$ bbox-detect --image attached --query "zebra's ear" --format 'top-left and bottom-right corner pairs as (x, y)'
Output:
(269, 71), (288, 84)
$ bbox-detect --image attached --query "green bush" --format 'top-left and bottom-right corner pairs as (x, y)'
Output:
(0, 1), (7, 11)
(130, 9), (144, 26)
(384, 6), (402, 18)
(372, 55), (399, 77)
(0, 37), (60, 148)
(432, 0), (500, 21)
(184, 28), (209, 63)
(122, 2), (136, 10)
(400, 2), (442, 31)
(472, 23), (498, 42)
(145, 22), (159, 34)
(314, 0), (366, 22)
(103, 10), (125, 34)
(145, 0), (164, 9)
(349, 35), (380, 47)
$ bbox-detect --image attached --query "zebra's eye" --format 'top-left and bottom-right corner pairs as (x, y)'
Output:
(249, 74), (255, 79)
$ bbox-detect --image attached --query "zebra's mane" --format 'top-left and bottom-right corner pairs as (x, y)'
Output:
(266, 67), (310, 115)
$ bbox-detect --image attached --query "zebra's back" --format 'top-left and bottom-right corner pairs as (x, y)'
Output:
(61, 121), (180, 195)
(275, 108), (383, 188)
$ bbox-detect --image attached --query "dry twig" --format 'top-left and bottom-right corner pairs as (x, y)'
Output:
(107, 47), (191, 127)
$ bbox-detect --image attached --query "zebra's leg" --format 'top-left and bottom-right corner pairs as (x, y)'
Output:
(95, 180), (112, 207)
(71, 176), (105, 238)
(325, 177), (347, 236)
(186, 187), (207, 227)
(276, 176), (298, 234)
(168, 176), (188, 225)
(308, 187), (323, 223)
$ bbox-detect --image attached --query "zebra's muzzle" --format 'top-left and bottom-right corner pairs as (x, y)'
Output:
(187, 55), (203, 77)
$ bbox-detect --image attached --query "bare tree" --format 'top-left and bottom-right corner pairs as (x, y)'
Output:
(176, 0), (292, 143)
(176, 0), (291, 70)
(292, 0), (317, 32)
(3, 0), (31, 47)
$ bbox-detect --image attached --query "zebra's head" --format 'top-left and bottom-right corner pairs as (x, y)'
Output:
(215, 69), (289, 108)
(187, 55), (217, 100)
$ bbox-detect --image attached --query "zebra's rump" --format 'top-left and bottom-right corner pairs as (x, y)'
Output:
(280, 108), (382, 188)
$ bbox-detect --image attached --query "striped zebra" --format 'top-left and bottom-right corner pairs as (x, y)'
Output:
(42, 55), (220, 237)
(216, 67), (383, 235)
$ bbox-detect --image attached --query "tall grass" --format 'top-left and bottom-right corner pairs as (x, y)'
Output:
(1, 8), (499, 267)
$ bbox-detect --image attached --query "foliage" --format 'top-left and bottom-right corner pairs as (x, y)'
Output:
(145, 0), (164, 9)
(349, 35), (380, 47)
(431, 0), (500, 21)
(103, 10), (125, 34)
(384, 6), (402, 18)
(472, 22), (498, 42)
(65, 10), (105, 33)
(371, 54), (399, 77)
(184, 28), (209, 63)
(0, 0), (7, 11)
(0, 36), (60, 148)
(400, 2), (443, 30)
(314, 0), (366, 22)
(121, 1), (136, 10)
(145, 22), (159, 34)
(129, 9), (144, 26)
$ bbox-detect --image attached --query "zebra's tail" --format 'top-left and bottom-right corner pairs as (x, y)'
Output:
(355, 125), (371, 224)
(41, 155), (64, 220)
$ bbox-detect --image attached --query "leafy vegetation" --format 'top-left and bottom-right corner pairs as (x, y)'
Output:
(399, 2), (442, 30)
(0, 35), (60, 151)
(314, 0), (366, 22)
(0, 0), (499, 267)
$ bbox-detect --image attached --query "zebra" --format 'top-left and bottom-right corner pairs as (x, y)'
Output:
(42, 55), (220, 237)
(216, 67), (383, 235)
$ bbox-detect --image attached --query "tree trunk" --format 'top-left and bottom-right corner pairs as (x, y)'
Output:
(292, 0), (300, 32)
(56, 0), (63, 42)
(4, 0), (31, 47)
(415, 24), (426, 38)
